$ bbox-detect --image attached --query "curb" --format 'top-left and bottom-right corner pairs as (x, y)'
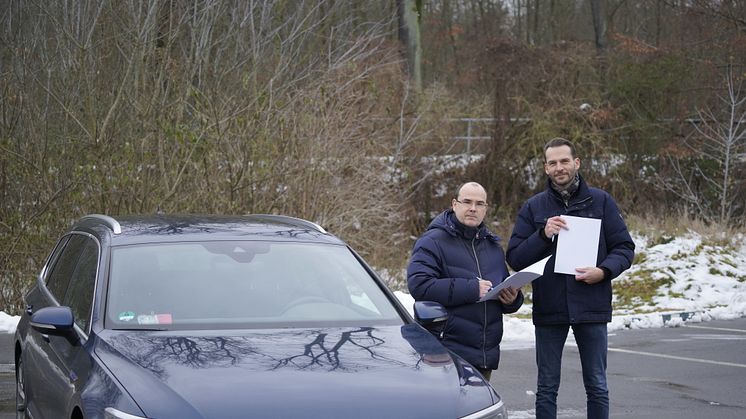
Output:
(616, 311), (703, 329)
(660, 311), (699, 323)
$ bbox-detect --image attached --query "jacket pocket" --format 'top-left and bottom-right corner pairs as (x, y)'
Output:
(534, 216), (548, 229)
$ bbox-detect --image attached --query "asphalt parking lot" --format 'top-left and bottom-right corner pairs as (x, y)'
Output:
(1, 317), (745, 418)
(494, 316), (746, 418)
(0, 332), (13, 419)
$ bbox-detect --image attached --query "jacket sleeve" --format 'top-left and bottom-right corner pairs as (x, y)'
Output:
(598, 195), (635, 279)
(506, 201), (553, 271)
(406, 236), (480, 307)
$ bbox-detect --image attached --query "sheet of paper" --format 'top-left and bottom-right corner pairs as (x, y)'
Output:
(554, 215), (601, 275)
(479, 256), (550, 302)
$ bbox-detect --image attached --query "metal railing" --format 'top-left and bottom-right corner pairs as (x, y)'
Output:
(448, 117), (531, 154)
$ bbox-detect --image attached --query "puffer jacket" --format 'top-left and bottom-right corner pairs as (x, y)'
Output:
(407, 210), (523, 370)
(506, 174), (635, 325)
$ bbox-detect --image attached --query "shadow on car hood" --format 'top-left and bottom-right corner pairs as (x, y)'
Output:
(95, 324), (497, 418)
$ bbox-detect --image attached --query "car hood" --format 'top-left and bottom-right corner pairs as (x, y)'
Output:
(94, 324), (498, 418)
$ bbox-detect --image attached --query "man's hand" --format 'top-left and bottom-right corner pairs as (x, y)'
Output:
(497, 287), (519, 305)
(543, 215), (568, 239)
(478, 279), (492, 298)
(575, 266), (605, 284)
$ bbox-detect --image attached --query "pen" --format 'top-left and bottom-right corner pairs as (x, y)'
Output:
(478, 276), (494, 292)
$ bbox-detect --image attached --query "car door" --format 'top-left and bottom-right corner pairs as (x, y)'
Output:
(22, 234), (78, 417)
(24, 233), (98, 418)
(53, 234), (98, 416)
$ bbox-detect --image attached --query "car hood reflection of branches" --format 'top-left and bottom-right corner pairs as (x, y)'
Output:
(94, 326), (496, 418)
(271, 327), (405, 371)
(98, 326), (417, 381)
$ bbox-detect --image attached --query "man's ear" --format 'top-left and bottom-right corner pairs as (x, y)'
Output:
(574, 158), (581, 170)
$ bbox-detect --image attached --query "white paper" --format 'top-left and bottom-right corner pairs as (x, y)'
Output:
(479, 256), (550, 302)
(554, 215), (601, 275)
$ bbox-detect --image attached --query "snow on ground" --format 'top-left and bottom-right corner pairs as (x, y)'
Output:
(396, 231), (746, 350)
(1, 231), (744, 345)
(0, 312), (20, 334)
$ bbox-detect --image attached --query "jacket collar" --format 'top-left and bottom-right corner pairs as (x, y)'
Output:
(427, 209), (499, 242)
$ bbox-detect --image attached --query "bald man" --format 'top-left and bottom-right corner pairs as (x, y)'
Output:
(407, 182), (523, 380)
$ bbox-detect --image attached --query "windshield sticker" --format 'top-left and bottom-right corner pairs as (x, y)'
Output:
(137, 314), (173, 325)
(118, 311), (135, 322)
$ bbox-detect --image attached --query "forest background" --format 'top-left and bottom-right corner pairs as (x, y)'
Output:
(2, 0), (745, 314)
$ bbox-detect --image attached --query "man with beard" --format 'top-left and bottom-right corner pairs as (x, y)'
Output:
(507, 138), (634, 419)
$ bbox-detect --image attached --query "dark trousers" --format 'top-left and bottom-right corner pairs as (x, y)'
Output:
(535, 323), (609, 419)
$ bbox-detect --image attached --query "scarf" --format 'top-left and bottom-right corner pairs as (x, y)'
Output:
(550, 172), (580, 203)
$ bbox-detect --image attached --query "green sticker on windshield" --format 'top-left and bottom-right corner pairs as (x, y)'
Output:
(118, 311), (135, 322)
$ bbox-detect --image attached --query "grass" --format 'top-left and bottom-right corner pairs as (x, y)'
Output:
(612, 269), (675, 310)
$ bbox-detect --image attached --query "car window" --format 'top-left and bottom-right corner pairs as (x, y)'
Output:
(63, 237), (99, 331)
(46, 235), (88, 302)
(106, 241), (403, 330)
(40, 236), (70, 281)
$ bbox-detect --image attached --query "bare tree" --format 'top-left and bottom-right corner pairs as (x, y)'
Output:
(0, 0), (407, 312)
(660, 65), (746, 225)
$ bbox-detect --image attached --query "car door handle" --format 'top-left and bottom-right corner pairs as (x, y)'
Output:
(25, 305), (33, 316)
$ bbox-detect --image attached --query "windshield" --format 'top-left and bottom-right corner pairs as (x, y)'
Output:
(106, 241), (403, 330)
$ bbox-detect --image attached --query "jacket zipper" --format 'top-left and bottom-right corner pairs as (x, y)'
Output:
(470, 235), (488, 368)
(471, 235), (483, 278)
(562, 195), (592, 211)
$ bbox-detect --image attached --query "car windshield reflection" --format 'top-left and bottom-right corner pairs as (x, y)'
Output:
(106, 241), (402, 330)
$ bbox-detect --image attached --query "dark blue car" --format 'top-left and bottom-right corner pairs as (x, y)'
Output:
(14, 214), (507, 418)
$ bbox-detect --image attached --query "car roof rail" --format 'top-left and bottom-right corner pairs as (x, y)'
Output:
(252, 214), (327, 234)
(79, 214), (122, 234)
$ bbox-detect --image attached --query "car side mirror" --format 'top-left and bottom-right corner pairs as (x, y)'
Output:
(30, 306), (75, 337)
(413, 301), (448, 328)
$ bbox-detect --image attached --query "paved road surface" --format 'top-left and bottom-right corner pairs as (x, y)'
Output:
(493, 317), (746, 418)
(0, 332), (13, 419)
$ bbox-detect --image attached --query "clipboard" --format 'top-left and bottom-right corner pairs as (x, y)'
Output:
(479, 256), (550, 302)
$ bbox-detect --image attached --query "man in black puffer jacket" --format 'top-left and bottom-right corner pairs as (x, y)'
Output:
(407, 182), (523, 380)
(507, 138), (635, 419)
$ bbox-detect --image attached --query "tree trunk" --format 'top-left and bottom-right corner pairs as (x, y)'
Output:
(397, 0), (422, 92)
(590, 0), (607, 57)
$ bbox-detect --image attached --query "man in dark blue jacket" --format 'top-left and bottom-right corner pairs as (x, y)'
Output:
(408, 182), (523, 380)
(507, 138), (634, 419)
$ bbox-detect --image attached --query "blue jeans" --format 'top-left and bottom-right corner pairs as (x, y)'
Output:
(535, 323), (608, 419)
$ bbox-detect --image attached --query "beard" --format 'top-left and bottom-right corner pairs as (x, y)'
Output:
(551, 169), (576, 188)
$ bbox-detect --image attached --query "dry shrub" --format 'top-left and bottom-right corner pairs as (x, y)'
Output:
(0, 1), (414, 312)
(626, 213), (743, 243)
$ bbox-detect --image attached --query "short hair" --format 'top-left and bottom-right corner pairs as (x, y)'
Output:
(543, 137), (577, 160)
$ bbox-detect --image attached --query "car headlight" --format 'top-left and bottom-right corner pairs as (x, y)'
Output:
(460, 399), (508, 419)
(104, 407), (148, 419)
